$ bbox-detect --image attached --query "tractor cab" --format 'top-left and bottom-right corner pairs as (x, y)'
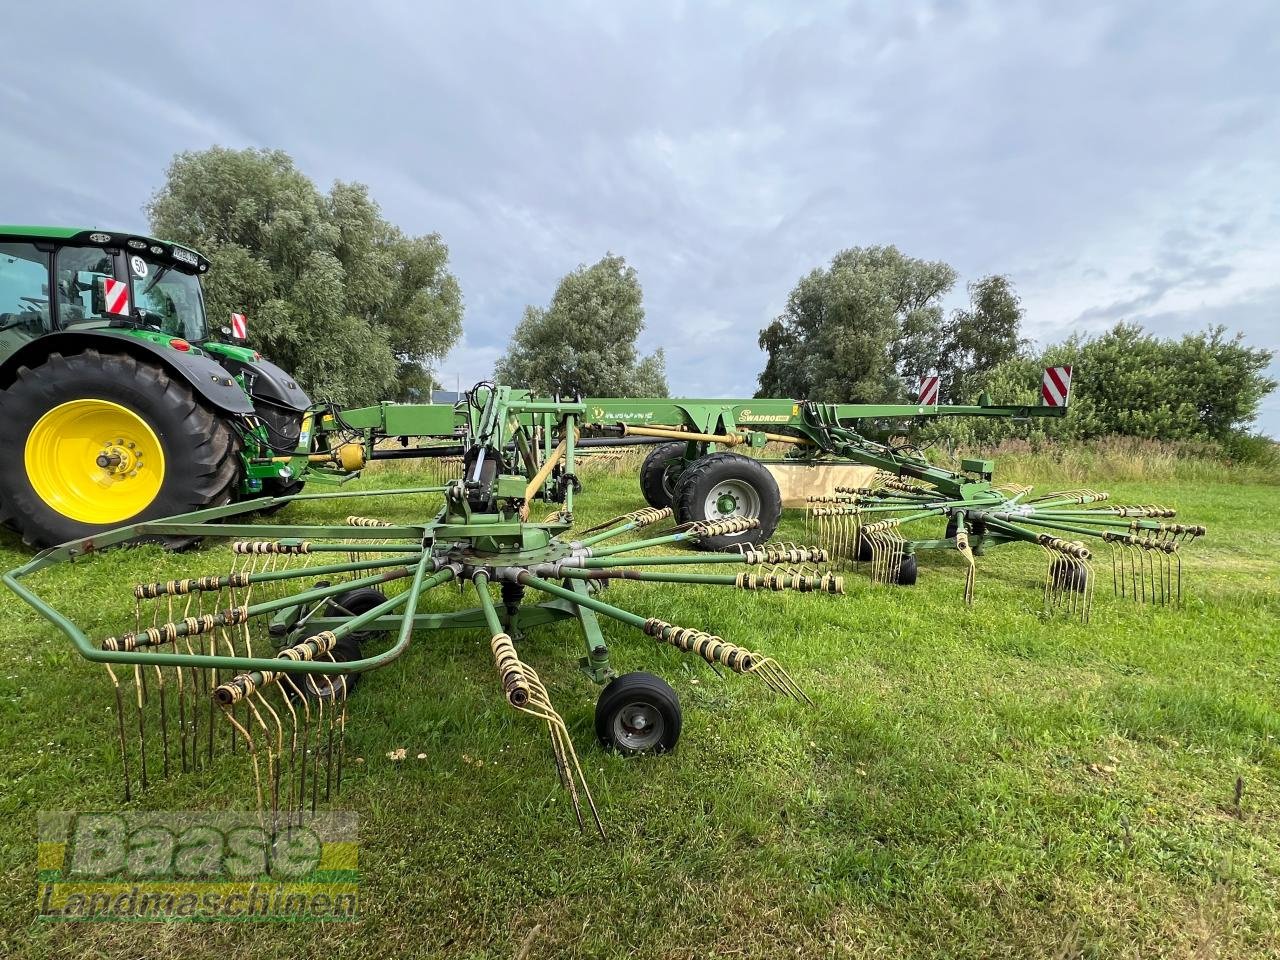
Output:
(0, 227), (212, 350)
(0, 226), (316, 549)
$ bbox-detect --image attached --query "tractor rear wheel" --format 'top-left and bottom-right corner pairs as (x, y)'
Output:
(0, 349), (241, 549)
(638, 441), (686, 508)
(672, 452), (780, 550)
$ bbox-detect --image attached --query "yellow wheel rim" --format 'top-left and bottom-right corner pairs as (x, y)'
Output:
(24, 399), (167, 525)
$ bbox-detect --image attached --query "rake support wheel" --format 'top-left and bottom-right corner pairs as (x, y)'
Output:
(595, 672), (682, 755)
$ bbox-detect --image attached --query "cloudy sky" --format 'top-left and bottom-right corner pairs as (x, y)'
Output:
(4, 1), (1277, 434)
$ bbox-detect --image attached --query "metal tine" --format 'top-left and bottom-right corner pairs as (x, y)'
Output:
(219, 704), (266, 823)
(250, 683), (286, 837)
(105, 665), (133, 802)
(747, 657), (813, 705)
(490, 633), (605, 839)
(206, 633), (217, 768)
(273, 673), (303, 824)
(280, 681), (320, 821)
(134, 664), (148, 792)
(240, 690), (280, 830)
(955, 527), (976, 606)
(173, 635), (190, 774)
(278, 673), (312, 827)
(310, 686), (325, 814)
(153, 663), (171, 779)
(334, 677), (350, 796)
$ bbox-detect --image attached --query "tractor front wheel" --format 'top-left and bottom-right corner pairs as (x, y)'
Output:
(672, 452), (781, 550)
(0, 349), (240, 549)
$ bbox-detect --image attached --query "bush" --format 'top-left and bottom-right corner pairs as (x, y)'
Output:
(920, 323), (1275, 456)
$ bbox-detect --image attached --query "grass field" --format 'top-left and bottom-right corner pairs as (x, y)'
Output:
(1, 448), (1277, 958)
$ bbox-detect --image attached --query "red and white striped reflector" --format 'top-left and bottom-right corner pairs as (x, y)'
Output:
(103, 277), (130, 316)
(917, 375), (941, 406)
(230, 312), (247, 339)
(1042, 365), (1073, 407)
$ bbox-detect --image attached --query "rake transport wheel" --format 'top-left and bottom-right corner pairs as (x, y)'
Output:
(639, 441), (687, 508)
(673, 452), (781, 550)
(894, 553), (918, 586)
(294, 586), (392, 701)
(595, 672), (682, 755)
(0, 349), (240, 549)
(854, 539), (917, 584)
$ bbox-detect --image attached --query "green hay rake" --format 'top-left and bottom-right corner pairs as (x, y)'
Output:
(555, 368), (1206, 621)
(6, 389), (837, 836)
(5, 373), (1207, 831)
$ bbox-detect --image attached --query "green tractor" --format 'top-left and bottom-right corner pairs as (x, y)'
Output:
(0, 226), (319, 548)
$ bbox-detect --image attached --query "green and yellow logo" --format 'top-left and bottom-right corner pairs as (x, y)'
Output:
(735, 407), (796, 424)
(37, 811), (358, 922)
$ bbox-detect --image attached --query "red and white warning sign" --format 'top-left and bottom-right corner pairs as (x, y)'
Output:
(1042, 365), (1073, 407)
(230, 313), (247, 339)
(102, 277), (130, 316)
(916, 374), (941, 406)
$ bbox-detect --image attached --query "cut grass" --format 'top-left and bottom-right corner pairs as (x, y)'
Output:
(0, 458), (1277, 959)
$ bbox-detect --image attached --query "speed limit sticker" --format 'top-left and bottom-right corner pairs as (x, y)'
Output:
(130, 255), (148, 277)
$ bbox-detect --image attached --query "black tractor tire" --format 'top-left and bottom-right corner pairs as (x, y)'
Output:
(639, 441), (687, 508)
(595, 671), (682, 755)
(0, 349), (241, 549)
(672, 452), (781, 550)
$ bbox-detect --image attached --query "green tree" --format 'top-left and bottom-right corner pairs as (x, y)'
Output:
(147, 147), (463, 405)
(757, 245), (957, 401)
(494, 254), (668, 397)
(928, 323), (1275, 447)
(941, 275), (1027, 403)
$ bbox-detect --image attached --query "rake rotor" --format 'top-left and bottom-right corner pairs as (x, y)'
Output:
(8, 488), (840, 836)
(806, 474), (1206, 620)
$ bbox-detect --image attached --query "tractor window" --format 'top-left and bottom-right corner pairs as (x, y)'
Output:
(0, 243), (54, 343)
(131, 257), (208, 342)
(55, 245), (116, 327)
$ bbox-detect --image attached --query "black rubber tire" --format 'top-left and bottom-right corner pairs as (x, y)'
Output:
(894, 553), (918, 586)
(1050, 558), (1088, 594)
(293, 587), (389, 702)
(672, 452), (781, 550)
(854, 541), (916, 584)
(259, 478), (306, 515)
(0, 349), (241, 549)
(639, 441), (686, 508)
(595, 672), (682, 755)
